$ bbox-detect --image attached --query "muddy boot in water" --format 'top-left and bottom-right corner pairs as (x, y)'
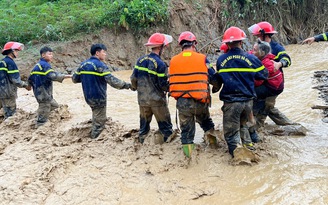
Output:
(165, 129), (179, 143)
(233, 145), (259, 163)
(91, 125), (104, 139)
(153, 130), (164, 145)
(138, 135), (146, 144)
(182, 144), (195, 158)
(240, 126), (255, 151)
(204, 128), (218, 148)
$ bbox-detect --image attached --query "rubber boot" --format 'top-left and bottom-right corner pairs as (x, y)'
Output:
(182, 144), (195, 158)
(204, 128), (218, 148)
(138, 135), (146, 144)
(240, 126), (255, 151)
(153, 131), (164, 145)
(243, 142), (256, 151)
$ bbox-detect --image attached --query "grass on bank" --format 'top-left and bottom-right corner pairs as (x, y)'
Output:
(0, 0), (169, 46)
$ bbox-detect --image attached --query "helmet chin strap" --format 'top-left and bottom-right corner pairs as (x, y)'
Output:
(9, 50), (16, 59)
(159, 44), (164, 56)
(193, 44), (197, 52)
(260, 29), (266, 41)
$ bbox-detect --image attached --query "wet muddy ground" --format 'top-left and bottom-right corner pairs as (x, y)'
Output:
(0, 43), (328, 205)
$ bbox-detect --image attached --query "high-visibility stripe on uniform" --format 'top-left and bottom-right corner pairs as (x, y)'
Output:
(74, 71), (111, 76)
(282, 57), (291, 66)
(0, 60), (7, 68)
(0, 67), (20, 74)
(218, 65), (265, 73)
(30, 69), (54, 76)
(169, 51), (209, 103)
(134, 65), (165, 77)
(274, 51), (287, 60)
(323, 33), (327, 41)
(75, 61), (110, 76)
(273, 51), (291, 66)
(80, 62), (97, 70)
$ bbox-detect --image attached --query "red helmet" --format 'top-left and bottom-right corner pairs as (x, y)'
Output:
(178, 31), (197, 45)
(248, 21), (277, 36)
(144, 33), (173, 48)
(222, 26), (247, 43)
(2, 42), (24, 55)
(220, 43), (229, 53)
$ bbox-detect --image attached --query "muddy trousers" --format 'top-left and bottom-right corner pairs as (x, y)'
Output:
(0, 97), (16, 119)
(257, 95), (294, 126)
(222, 100), (253, 156)
(177, 98), (214, 145)
(91, 106), (107, 139)
(139, 105), (173, 141)
(37, 99), (59, 125)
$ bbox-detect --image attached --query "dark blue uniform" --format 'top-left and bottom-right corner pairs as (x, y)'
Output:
(0, 56), (28, 118)
(314, 32), (328, 42)
(28, 58), (66, 125)
(130, 52), (173, 142)
(216, 47), (268, 156)
(270, 40), (291, 68)
(73, 56), (130, 138)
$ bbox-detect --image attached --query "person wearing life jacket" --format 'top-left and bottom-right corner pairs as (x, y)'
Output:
(216, 26), (268, 157)
(130, 33), (175, 144)
(72, 44), (132, 139)
(248, 21), (296, 126)
(250, 40), (284, 142)
(302, 32), (328, 44)
(28, 46), (72, 128)
(169, 31), (218, 158)
(0, 42), (31, 119)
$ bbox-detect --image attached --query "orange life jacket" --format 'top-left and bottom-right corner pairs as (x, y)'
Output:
(169, 51), (209, 103)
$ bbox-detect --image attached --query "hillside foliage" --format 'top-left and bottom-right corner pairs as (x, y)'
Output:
(0, 0), (327, 47)
(0, 0), (169, 46)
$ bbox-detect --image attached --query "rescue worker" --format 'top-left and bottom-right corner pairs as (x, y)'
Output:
(248, 21), (295, 126)
(72, 44), (132, 139)
(0, 42), (30, 119)
(130, 33), (174, 144)
(302, 32), (328, 44)
(28, 46), (72, 127)
(216, 27), (268, 157)
(250, 40), (284, 142)
(169, 31), (218, 158)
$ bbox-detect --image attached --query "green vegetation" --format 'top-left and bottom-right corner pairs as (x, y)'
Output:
(0, 0), (169, 46)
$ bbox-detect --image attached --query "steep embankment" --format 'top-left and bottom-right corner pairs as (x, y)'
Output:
(14, 0), (328, 79)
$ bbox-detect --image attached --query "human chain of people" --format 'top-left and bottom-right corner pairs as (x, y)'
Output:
(1, 21), (326, 160)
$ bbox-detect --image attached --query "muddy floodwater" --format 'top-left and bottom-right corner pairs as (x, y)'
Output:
(0, 43), (328, 205)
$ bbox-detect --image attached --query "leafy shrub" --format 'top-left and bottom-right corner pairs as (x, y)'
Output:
(102, 0), (169, 31)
